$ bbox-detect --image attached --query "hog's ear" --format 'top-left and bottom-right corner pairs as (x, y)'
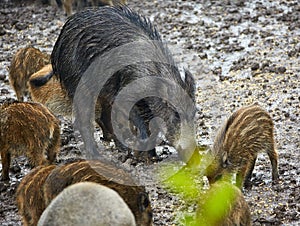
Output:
(184, 69), (196, 101)
(138, 192), (150, 212)
(222, 152), (230, 168)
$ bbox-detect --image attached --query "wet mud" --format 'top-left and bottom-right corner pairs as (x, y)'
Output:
(0, 0), (299, 225)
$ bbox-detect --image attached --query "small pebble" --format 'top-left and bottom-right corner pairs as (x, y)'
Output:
(1, 88), (9, 94)
(0, 74), (5, 80)
(251, 62), (260, 71)
(277, 66), (286, 73)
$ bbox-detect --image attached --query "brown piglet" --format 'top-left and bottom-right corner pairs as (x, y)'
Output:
(16, 165), (56, 226)
(43, 160), (153, 226)
(205, 103), (279, 188)
(196, 181), (252, 226)
(60, 0), (127, 16)
(16, 160), (152, 226)
(28, 64), (72, 117)
(0, 99), (60, 181)
(9, 46), (50, 101)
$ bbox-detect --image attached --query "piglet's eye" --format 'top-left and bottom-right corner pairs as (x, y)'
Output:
(222, 158), (230, 168)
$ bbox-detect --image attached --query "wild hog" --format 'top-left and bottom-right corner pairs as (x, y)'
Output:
(205, 103), (279, 188)
(38, 182), (136, 226)
(9, 46), (50, 101)
(43, 160), (153, 226)
(0, 99), (60, 181)
(196, 181), (252, 226)
(16, 165), (56, 226)
(51, 6), (197, 162)
(28, 64), (72, 117)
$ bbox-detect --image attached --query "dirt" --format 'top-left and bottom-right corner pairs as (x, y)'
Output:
(0, 0), (299, 225)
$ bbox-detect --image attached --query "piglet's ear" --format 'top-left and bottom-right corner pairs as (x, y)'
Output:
(222, 152), (230, 168)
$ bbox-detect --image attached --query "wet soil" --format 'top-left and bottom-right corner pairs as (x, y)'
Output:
(0, 0), (299, 225)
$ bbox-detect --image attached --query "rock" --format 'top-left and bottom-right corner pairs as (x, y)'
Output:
(0, 74), (5, 81)
(0, 27), (6, 36)
(251, 62), (260, 71)
(15, 22), (28, 31)
(1, 89), (9, 94)
(277, 66), (286, 73)
(38, 182), (136, 226)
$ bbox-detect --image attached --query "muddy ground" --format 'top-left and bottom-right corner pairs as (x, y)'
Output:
(0, 0), (299, 225)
